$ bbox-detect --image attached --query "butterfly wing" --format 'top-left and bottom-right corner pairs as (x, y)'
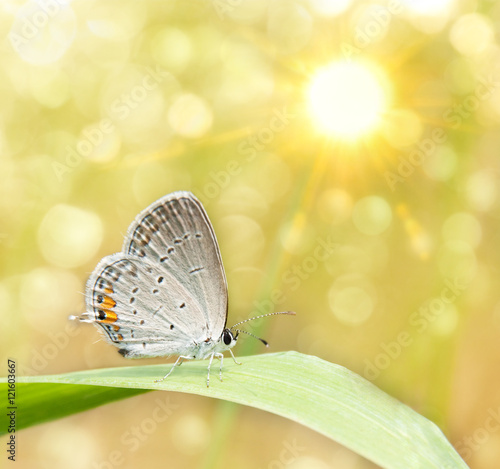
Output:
(84, 253), (209, 358)
(122, 191), (228, 340)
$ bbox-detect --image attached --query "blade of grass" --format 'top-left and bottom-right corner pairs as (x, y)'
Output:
(1, 383), (148, 432)
(0, 351), (467, 469)
(201, 155), (319, 468)
(203, 142), (333, 468)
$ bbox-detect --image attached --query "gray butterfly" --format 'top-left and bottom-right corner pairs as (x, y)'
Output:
(71, 191), (294, 386)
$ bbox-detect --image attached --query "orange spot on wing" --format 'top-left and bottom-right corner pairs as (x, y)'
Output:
(117, 334), (124, 341)
(99, 310), (118, 324)
(101, 296), (116, 309)
(113, 325), (120, 332)
(104, 287), (114, 294)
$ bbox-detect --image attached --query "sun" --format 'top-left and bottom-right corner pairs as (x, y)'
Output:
(307, 61), (389, 140)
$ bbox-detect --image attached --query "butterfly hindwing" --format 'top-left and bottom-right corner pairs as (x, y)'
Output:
(84, 253), (209, 358)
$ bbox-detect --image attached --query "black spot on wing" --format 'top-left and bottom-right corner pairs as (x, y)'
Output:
(189, 266), (204, 274)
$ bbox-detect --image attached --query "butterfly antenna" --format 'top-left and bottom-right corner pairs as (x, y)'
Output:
(233, 329), (269, 347)
(230, 310), (295, 329)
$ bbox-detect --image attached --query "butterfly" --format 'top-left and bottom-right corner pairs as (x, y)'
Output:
(71, 191), (294, 386)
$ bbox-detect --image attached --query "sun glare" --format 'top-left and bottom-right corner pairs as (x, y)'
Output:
(402, 0), (454, 15)
(307, 61), (389, 140)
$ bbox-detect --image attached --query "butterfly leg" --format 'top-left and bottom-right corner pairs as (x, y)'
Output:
(228, 348), (242, 365)
(216, 353), (224, 382)
(207, 353), (215, 387)
(207, 353), (225, 387)
(155, 355), (192, 383)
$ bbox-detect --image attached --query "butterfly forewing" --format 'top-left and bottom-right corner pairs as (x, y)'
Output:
(121, 192), (228, 337)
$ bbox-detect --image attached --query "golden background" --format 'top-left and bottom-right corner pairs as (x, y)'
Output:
(1, 0), (500, 468)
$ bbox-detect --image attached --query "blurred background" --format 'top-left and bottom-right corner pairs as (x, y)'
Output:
(1, 0), (500, 467)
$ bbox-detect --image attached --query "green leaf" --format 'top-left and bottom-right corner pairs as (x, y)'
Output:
(2, 383), (149, 433)
(0, 351), (466, 469)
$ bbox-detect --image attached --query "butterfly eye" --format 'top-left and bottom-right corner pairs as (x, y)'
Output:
(223, 329), (233, 346)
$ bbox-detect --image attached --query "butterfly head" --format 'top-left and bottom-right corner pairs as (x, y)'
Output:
(222, 328), (238, 348)
(212, 328), (238, 355)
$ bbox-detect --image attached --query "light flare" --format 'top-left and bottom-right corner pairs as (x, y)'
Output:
(307, 61), (389, 140)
